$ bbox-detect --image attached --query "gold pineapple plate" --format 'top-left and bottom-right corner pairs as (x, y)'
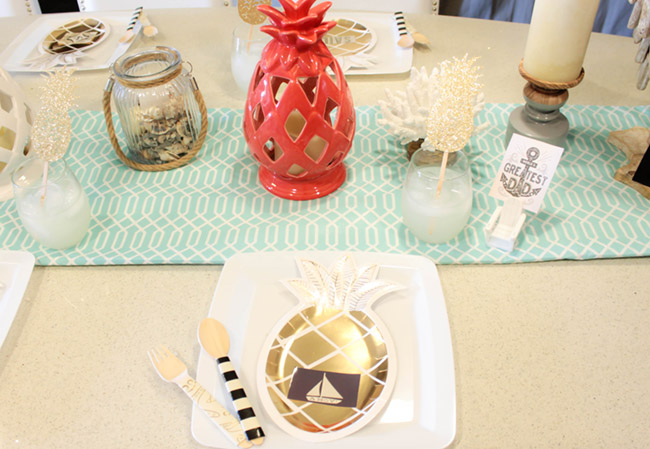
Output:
(258, 256), (401, 441)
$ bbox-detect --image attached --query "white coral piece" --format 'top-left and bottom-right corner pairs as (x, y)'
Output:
(283, 255), (403, 311)
(377, 65), (487, 144)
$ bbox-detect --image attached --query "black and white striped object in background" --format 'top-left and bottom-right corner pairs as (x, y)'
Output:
(119, 6), (143, 43)
(394, 11), (415, 48)
(216, 356), (265, 444)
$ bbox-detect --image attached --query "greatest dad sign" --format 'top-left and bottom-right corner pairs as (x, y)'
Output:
(489, 134), (564, 213)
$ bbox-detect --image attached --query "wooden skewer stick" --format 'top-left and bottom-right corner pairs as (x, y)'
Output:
(40, 160), (49, 203)
(394, 11), (414, 48)
(436, 150), (449, 199)
(428, 150), (449, 235)
(246, 24), (254, 53)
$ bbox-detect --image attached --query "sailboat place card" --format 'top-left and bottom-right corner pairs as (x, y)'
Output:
(287, 367), (360, 408)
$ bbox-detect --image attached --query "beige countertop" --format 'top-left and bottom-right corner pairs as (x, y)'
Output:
(0, 7), (649, 449)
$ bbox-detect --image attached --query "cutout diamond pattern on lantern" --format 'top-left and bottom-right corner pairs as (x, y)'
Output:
(288, 163), (306, 176)
(252, 103), (264, 131)
(285, 109), (307, 142)
(325, 98), (339, 127)
(326, 63), (339, 87)
(263, 137), (283, 162)
(0, 90), (13, 113)
(298, 77), (318, 104)
(0, 126), (16, 150)
(305, 135), (327, 162)
(272, 77), (290, 104)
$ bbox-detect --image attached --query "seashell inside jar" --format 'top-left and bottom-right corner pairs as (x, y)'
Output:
(104, 46), (207, 171)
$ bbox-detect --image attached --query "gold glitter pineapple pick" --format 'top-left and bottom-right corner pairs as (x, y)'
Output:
(423, 55), (482, 198)
(31, 68), (76, 200)
(238, 0), (271, 52)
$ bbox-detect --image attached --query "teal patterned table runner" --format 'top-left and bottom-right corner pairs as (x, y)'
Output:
(0, 104), (648, 266)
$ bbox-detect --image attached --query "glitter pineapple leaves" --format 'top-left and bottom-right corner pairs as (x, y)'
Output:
(31, 68), (76, 162)
(424, 54), (482, 153)
(283, 255), (403, 311)
(237, 0), (271, 25)
(378, 64), (487, 145)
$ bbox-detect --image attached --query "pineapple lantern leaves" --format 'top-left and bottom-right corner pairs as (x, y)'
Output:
(243, 0), (356, 200)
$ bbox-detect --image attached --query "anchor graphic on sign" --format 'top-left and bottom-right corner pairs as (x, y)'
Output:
(501, 146), (543, 198)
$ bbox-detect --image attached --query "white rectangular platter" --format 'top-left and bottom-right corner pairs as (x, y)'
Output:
(0, 11), (138, 72)
(192, 251), (455, 449)
(0, 250), (34, 348)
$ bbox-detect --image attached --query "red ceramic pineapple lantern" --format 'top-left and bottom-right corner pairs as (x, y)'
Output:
(243, 0), (356, 200)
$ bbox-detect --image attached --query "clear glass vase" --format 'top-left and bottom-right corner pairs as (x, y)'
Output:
(111, 46), (201, 165)
(401, 148), (473, 243)
(12, 157), (90, 249)
(231, 24), (270, 93)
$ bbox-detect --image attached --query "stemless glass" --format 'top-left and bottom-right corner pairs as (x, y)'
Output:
(231, 24), (270, 92)
(401, 148), (473, 243)
(12, 157), (90, 250)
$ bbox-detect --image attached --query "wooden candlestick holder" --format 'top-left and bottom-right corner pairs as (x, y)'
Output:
(505, 59), (584, 147)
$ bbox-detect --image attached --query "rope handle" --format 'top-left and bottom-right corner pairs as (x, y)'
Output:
(102, 76), (208, 172)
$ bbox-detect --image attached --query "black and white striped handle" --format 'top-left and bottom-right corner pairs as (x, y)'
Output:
(127, 6), (143, 32)
(217, 356), (265, 443)
(394, 11), (408, 37)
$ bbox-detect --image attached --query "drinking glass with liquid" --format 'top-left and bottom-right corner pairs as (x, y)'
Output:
(401, 148), (472, 243)
(12, 157), (90, 250)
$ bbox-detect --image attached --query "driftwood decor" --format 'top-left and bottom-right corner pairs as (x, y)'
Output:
(607, 127), (650, 199)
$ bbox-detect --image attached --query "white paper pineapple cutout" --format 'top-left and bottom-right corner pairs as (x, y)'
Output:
(257, 255), (402, 442)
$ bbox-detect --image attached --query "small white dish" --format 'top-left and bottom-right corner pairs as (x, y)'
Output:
(192, 251), (456, 449)
(0, 250), (35, 348)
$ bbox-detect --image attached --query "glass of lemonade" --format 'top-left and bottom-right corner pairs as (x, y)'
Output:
(231, 24), (271, 92)
(401, 148), (472, 243)
(12, 157), (90, 250)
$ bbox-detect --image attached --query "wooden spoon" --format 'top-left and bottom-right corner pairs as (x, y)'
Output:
(198, 318), (265, 446)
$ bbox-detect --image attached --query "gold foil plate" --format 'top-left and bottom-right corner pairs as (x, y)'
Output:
(323, 18), (376, 58)
(264, 304), (390, 434)
(41, 18), (108, 55)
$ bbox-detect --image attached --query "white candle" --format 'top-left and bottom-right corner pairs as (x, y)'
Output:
(12, 158), (90, 250)
(523, 0), (600, 83)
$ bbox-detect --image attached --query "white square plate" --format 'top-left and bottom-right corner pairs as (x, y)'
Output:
(0, 250), (34, 348)
(0, 12), (139, 72)
(191, 251), (456, 449)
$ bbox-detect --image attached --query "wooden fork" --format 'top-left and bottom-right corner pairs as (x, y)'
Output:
(147, 345), (252, 449)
